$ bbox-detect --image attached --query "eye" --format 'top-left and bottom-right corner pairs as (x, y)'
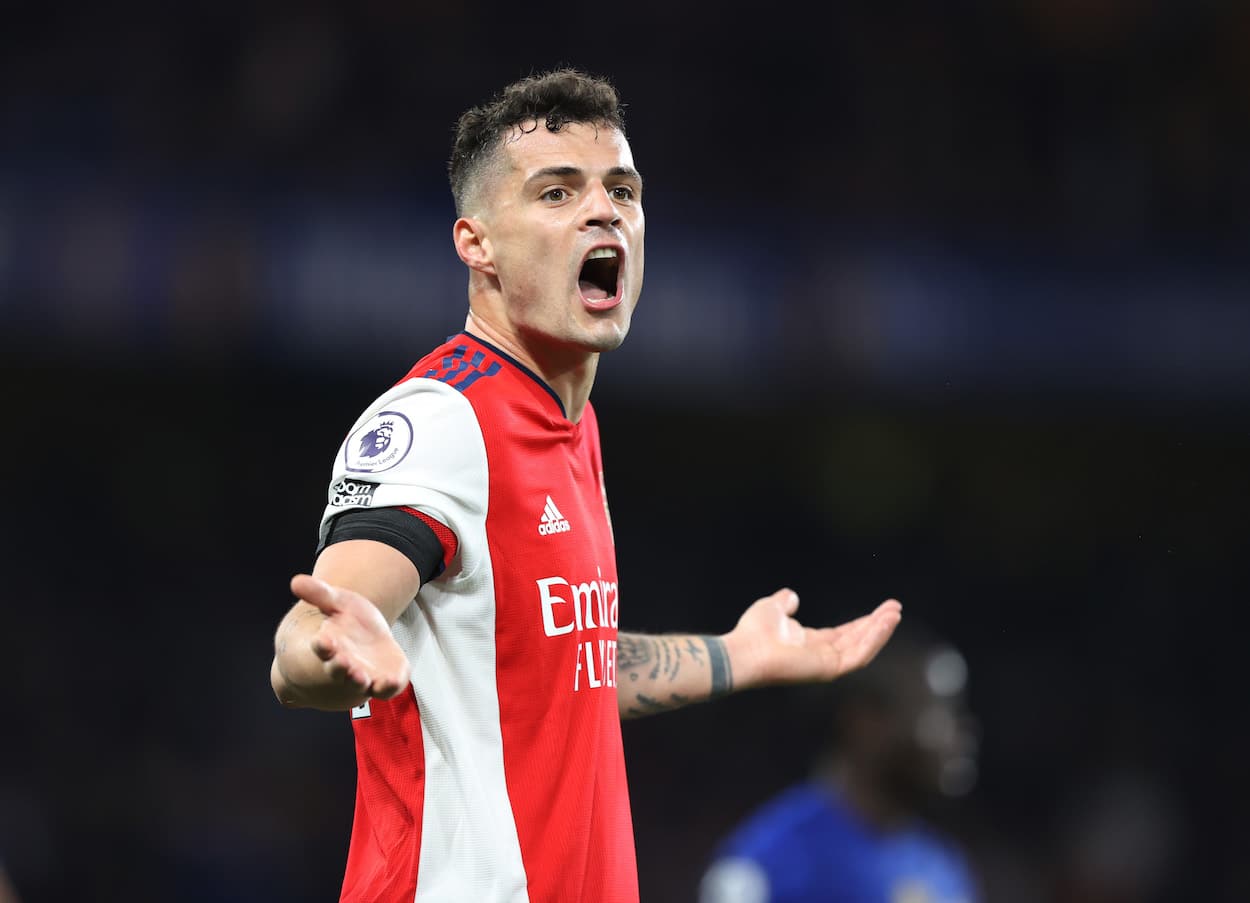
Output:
(541, 187), (569, 202)
(611, 185), (635, 201)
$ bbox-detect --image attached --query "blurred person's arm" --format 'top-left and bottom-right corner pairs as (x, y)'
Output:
(617, 590), (900, 719)
(270, 540), (419, 711)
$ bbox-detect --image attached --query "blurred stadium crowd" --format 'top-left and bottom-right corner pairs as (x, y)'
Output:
(1, 2), (1247, 901)
(3, 1), (1249, 398)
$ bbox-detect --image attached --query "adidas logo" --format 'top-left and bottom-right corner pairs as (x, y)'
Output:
(538, 495), (571, 536)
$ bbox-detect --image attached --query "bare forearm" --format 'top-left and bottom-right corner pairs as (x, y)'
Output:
(616, 632), (734, 719)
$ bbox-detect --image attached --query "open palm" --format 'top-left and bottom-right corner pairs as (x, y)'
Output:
(729, 589), (902, 688)
(290, 574), (411, 701)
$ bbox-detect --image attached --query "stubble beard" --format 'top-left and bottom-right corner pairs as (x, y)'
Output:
(512, 312), (628, 360)
(577, 307), (632, 353)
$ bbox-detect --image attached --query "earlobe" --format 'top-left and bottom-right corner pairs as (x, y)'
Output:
(453, 217), (495, 275)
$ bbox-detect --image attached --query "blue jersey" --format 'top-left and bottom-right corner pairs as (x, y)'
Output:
(699, 783), (978, 903)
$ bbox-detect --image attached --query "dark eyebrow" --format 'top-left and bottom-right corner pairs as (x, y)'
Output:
(524, 165), (644, 189)
(530, 165), (582, 182)
(526, 166), (582, 185)
(608, 166), (644, 189)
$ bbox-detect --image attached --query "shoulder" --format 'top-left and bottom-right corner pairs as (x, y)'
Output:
(338, 376), (473, 472)
(700, 785), (835, 903)
(400, 334), (514, 400)
(342, 334), (518, 437)
(320, 356), (494, 537)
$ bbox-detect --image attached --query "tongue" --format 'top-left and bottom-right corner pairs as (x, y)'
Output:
(579, 280), (610, 301)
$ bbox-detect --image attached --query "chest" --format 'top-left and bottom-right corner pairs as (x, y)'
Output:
(477, 405), (616, 583)
(473, 401), (621, 700)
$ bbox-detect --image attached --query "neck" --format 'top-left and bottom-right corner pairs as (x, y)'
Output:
(463, 311), (598, 423)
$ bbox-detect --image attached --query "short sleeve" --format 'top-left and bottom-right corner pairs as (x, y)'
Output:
(317, 377), (489, 580)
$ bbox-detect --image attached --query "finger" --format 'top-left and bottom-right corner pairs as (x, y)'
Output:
(311, 627), (338, 662)
(292, 573), (342, 615)
(324, 648), (369, 690)
(370, 671), (410, 700)
(872, 599), (903, 635)
(778, 615), (804, 645)
(856, 605), (902, 663)
(875, 598), (903, 616)
(817, 600), (902, 643)
(774, 588), (799, 616)
(811, 608), (880, 643)
(367, 650), (411, 699)
(370, 680), (399, 700)
(809, 606), (901, 671)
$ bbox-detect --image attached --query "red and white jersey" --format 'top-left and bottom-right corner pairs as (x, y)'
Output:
(317, 332), (636, 903)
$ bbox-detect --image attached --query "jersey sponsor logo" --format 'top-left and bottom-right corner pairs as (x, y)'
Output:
(330, 478), (378, 508)
(537, 495), (571, 535)
(344, 411), (413, 473)
(536, 572), (618, 636)
(536, 568), (621, 693)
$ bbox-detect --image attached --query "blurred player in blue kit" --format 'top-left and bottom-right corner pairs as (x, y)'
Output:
(699, 623), (981, 903)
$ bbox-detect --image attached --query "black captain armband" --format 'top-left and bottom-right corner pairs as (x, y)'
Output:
(317, 508), (449, 585)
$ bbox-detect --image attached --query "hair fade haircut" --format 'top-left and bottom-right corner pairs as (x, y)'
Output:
(448, 68), (626, 216)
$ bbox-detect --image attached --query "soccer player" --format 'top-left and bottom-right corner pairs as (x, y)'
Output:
(269, 68), (903, 903)
(698, 624), (980, 903)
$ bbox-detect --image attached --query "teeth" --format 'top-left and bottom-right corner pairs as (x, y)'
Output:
(586, 248), (618, 260)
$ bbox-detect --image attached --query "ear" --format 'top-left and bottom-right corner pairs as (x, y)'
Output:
(453, 216), (496, 276)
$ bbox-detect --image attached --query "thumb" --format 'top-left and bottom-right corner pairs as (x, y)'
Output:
(291, 573), (341, 614)
(774, 588), (799, 616)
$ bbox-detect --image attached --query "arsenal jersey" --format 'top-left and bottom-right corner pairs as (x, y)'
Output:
(316, 332), (636, 903)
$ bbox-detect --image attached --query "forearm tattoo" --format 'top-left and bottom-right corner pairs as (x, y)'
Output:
(617, 634), (733, 717)
(705, 635), (733, 698)
(275, 606), (325, 657)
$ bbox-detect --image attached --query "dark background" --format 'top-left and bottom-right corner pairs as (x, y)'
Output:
(2, 3), (1247, 901)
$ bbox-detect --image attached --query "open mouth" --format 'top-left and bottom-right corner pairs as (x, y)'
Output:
(578, 247), (622, 310)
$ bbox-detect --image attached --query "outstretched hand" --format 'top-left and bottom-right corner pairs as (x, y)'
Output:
(288, 573), (411, 701)
(725, 589), (902, 689)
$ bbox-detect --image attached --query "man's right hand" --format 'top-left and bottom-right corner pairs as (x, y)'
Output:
(272, 573), (412, 710)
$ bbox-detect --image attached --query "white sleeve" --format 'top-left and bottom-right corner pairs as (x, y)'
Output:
(316, 378), (489, 579)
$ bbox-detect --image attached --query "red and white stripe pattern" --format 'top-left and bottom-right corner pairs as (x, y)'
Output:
(321, 334), (637, 903)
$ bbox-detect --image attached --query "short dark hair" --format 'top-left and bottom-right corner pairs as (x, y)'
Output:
(448, 68), (626, 215)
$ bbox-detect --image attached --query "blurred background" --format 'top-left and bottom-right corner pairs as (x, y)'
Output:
(2, 2), (1247, 901)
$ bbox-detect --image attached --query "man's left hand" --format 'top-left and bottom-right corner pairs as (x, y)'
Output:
(724, 589), (902, 689)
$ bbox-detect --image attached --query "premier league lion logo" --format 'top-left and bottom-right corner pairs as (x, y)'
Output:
(345, 411), (412, 473)
(357, 422), (394, 459)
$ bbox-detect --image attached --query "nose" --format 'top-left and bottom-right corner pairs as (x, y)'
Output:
(582, 182), (621, 230)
